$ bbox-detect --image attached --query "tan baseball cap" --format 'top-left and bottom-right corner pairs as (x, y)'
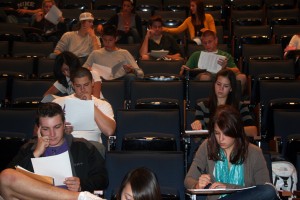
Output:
(79, 12), (94, 21)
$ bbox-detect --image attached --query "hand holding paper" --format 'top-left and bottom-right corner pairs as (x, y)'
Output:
(31, 151), (73, 186)
(45, 5), (62, 25)
(64, 98), (96, 131)
(197, 51), (226, 73)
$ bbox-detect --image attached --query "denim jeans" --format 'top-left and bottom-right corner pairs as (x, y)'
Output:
(220, 184), (279, 200)
(195, 184), (279, 200)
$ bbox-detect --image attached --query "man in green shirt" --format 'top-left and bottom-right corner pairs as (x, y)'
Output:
(180, 30), (246, 92)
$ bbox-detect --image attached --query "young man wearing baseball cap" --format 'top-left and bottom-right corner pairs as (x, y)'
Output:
(52, 12), (101, 61)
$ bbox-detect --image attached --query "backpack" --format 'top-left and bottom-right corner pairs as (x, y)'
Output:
(272, 161), (298, 194)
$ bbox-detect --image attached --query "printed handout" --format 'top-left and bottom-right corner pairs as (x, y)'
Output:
(45, 5), (62, 25)
(31, 151), (72, 186)
(64, 98), (96, 131)
(197, 51), (226, 73)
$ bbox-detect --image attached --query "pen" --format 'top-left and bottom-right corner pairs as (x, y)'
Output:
(197, 166), (206, 174)
(197, 166), (212, 189)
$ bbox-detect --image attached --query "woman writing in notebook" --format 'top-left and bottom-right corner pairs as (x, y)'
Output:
(185, 104), (279, 200)
(163, 0), (216, 43)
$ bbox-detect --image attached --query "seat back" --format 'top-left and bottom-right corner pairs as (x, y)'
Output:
(242, 44), (283, 74)
(0, 23), (25, 42)
(230, 0), (264, 10)
(163, 0), (189, 14)
(137, 59), (184, 75)
(11, 41), (54, 58)
(259, 80), (300, 137)
(0, 41), (9, 57)
(101, 80), (126, 116)
(273, 25), (300, 49)
(154, 10), (186, 27)
(267, 8), (300, 26)
(0, 133), (28, 171)
(93, 0), (121, 12)
(265, 0), (295, 10)
(105, 151), (185, 200)
(115, 109), (181, 151)
(37, 57), (55, 79)
(232, 25), (272, 60)
(273, 109), (300, 156)
(89, 9), (116, 26)
(0, 57), (34, 78)
(129, 80), (184, 109)
(60, 9), (82, 30)
(11, 79), (54, 108)
(0, 109), (36, 139)
(231, 9), (266, 28)
(248, 59), (295, 78)
(0, 78), (7, 105)
(62, 0), (91, 10)
(135, 0), (162, 14)
(118, 44), (140, 61)
(186, 81), (212, 109)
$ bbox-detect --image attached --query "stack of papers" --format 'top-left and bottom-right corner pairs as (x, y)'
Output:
(187, 186), (257, 194)
(150, 50), (169, 58)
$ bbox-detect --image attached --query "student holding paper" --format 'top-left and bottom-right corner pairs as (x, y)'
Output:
(83, 24), (143, 80)
(139, 15), (183, 61)
(29, 0), (66, 42)
(180, 30), (246, 92)
(7, 102), (108, 195)
(185, 105), (278, 200)
(83, 24), (143, 99)
(53, 67), (116, 157)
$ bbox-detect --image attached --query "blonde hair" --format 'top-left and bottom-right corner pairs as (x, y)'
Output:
(42, 0), (56, 8)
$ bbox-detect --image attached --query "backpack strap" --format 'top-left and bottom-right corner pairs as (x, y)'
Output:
(290, 176), (294, 192)
(274, 175), (279, 187)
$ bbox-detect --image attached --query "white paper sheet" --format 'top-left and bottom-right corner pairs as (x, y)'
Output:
(185, 130), (209, 135)
(92, 63), (113, 80)
(41, 94), (60, 103)
(193, 37), (201, 45)
(45, 5), (62, 25)
(31, 151), (72, 186)
(197, 51), (226, 73)
(111, 60), (126, 76)
(64, 98), (95, 131)
(187, 186), (257, 194)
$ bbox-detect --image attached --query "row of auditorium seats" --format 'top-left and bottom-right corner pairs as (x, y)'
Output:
(1, 77), (300, 144)
(1, 97), (299, 195)
(0, 38), (299, 74)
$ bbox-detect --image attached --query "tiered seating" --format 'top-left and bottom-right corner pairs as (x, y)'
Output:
(114, 109), (181, 151)
(1, 1), (300, 199)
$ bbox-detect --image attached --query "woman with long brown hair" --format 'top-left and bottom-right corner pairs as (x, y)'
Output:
(163, 0), (216, 42)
